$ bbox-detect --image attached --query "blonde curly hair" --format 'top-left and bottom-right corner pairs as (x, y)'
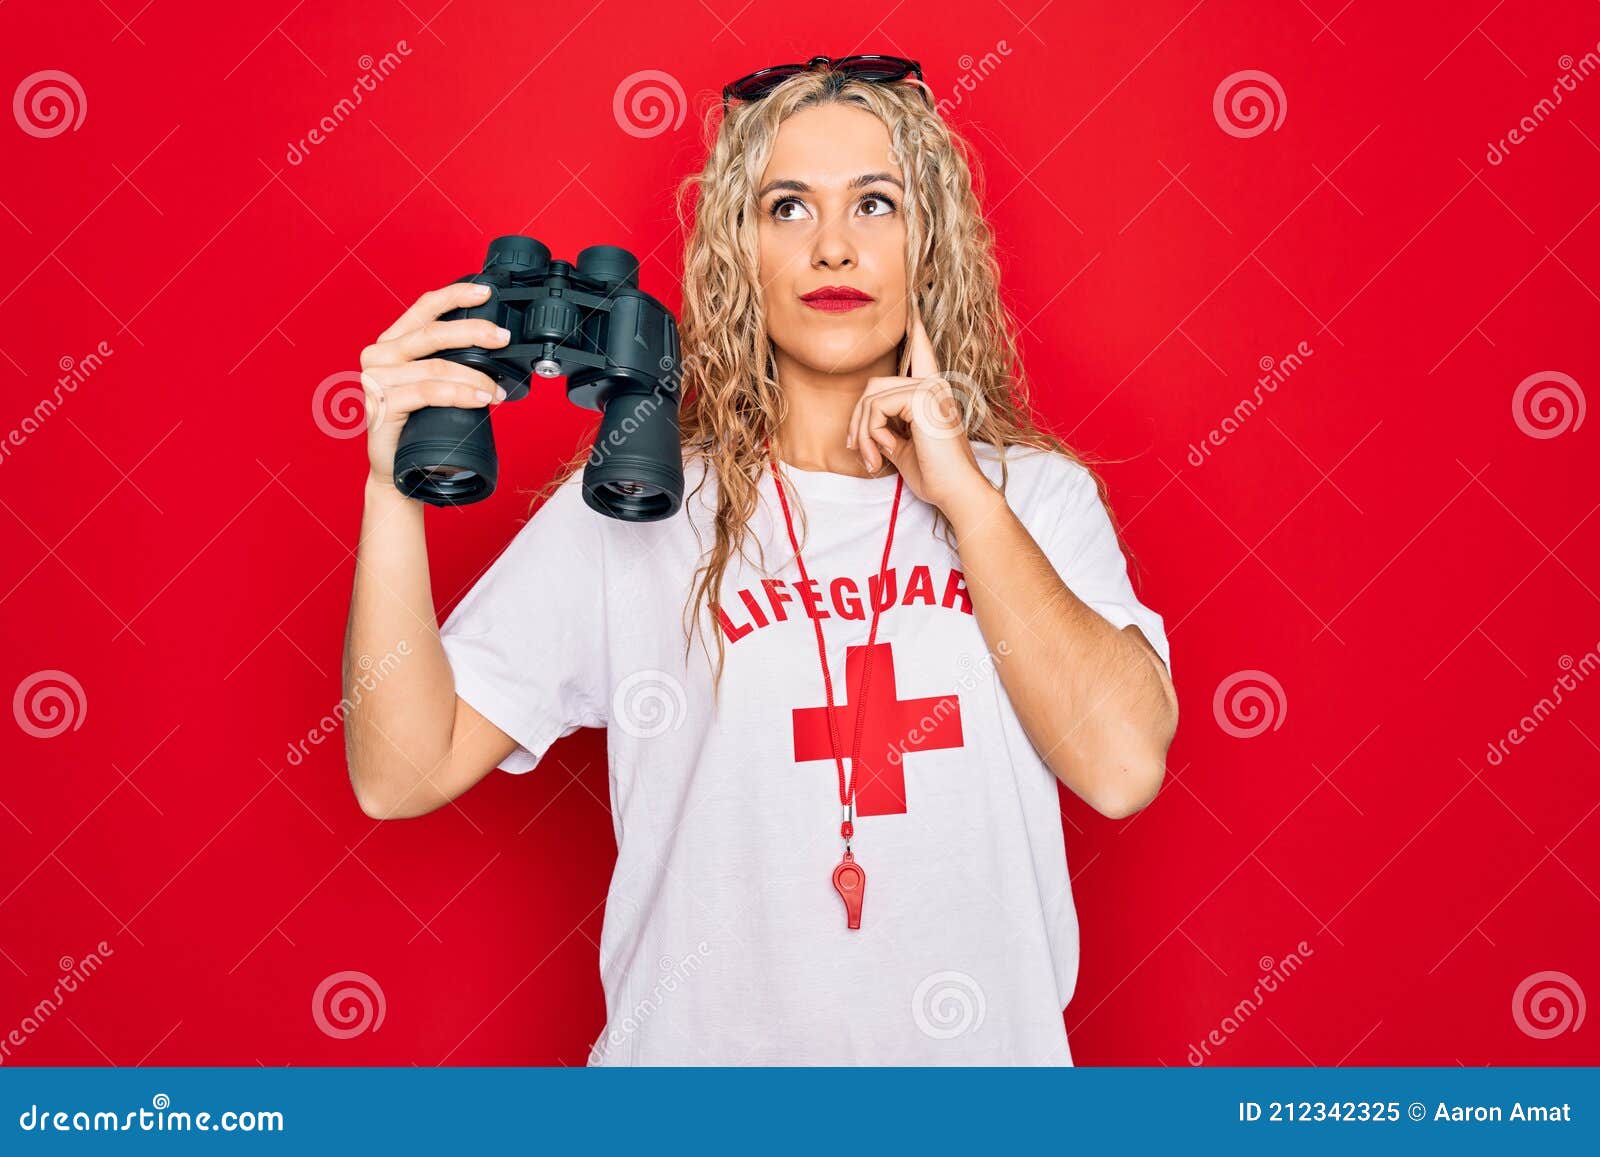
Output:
(531, 66), (1110, 700)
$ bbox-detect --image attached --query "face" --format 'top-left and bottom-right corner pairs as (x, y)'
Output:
(755, 101), (910, 380)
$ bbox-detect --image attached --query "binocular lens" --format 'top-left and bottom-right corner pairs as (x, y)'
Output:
(586, 477), (673, 521)
(392, 407), (498, 506)
(580, 387), (683, 522)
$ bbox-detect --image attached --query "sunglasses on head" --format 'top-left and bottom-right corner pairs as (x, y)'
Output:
(722, 54), (930, 111)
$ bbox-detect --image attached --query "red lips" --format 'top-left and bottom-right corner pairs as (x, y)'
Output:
(800, 285), (873, 312)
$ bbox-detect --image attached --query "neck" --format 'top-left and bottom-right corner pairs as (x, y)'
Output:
(770, 346), (900, 477)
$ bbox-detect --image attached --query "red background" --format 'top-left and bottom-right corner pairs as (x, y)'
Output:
(2, 0), (1596, 1067)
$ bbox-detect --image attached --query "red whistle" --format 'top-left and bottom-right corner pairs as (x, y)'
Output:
(832, 850), (866, 930)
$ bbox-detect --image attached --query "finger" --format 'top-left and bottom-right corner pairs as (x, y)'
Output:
(852, 394), (879, 469)
(858, 380), (921, 445)
(846, 379), (875, 451)
(365, 317), (510, 368)
(856, 391), (908, 471)
(363, 357), (502, 394)
(376, 281), (493, 345)
(852, 387), (884, 464)
(863, 392), (912, 469)
(850, 376), (907, 454)
(919, 377), (967, 435)
(376, 378), (499, 419)
(907, 310), (939, 381)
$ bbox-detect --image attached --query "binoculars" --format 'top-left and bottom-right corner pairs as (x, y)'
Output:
(392, 235), (685, 522)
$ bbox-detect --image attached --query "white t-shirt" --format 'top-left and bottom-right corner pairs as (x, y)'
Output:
(437, 439), (1170, 1065)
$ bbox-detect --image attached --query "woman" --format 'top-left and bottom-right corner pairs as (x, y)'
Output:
(343, 56), (1177, 1065)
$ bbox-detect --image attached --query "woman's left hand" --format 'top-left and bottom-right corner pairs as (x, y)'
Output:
(847, 312), (992, 514)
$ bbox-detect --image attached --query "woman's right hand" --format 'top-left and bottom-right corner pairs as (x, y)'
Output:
(358, 281), (512, 490)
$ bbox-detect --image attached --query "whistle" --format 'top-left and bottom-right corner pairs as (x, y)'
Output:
(832, 850), (866, 930)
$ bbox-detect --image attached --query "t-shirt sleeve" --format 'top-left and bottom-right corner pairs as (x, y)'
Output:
(437, 474), (611, 774)
(1027, 454), (1171, 674)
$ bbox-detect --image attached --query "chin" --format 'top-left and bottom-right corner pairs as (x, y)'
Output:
(809, 345), (894, 377)
(786, 326), (896, 375)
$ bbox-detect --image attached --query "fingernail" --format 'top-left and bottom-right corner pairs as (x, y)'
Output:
(495, 326), (511, 343)
(474, 389), (492, 403)
(493, 385), (507, 402)
(471, 283), (492, 296)
(846, 431), (853, 447)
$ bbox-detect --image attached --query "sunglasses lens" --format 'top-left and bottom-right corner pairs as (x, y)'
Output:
(836, 57), (913, 82)
(728, 65), (803, 100)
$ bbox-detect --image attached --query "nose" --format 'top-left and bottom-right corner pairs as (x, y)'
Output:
(810, 204), (856, 272)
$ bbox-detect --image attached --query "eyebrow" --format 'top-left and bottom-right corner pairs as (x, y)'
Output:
(755, 172), (905, 199)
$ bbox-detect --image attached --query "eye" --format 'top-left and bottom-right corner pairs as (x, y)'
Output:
(769, 196), (808, 221)
(765, 192), (900, 221)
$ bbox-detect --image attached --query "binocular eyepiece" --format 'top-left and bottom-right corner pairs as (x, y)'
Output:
(392, 235), (685, 522)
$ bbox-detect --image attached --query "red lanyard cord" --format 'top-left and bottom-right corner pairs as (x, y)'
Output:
(766, 440), (905, 846)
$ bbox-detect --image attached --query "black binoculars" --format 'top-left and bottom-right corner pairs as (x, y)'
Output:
(393, 235), (685, 522)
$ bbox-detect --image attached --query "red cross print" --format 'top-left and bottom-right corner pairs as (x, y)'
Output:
(791, 641), (965, 816)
